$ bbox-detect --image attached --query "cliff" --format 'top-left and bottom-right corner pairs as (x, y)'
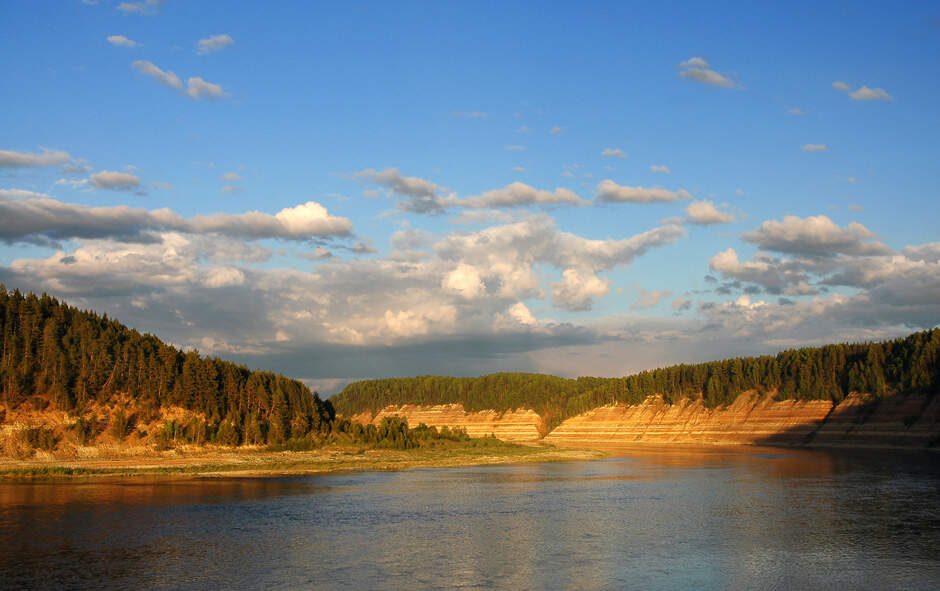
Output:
(350, 392), (940, 449)
(348, 404), (544, 442)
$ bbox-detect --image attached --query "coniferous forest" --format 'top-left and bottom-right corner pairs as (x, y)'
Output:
(0, 286), (340, 446)
(332, 329), (940, 431)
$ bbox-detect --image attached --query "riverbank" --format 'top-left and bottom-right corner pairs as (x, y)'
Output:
(0, 441), (606, 480)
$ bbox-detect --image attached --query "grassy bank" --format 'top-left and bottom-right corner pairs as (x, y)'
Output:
(0, 440), (605, 480)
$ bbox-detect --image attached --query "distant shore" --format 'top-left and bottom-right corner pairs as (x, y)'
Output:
(0, 442), (606, 480)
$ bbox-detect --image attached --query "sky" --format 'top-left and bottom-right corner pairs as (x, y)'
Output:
(1, 1), (939, 394)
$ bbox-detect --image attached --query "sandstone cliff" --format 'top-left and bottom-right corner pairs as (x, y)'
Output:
(351, 392), (940, 449)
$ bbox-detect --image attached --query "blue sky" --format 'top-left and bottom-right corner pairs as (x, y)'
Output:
(1, 1), (938, 393)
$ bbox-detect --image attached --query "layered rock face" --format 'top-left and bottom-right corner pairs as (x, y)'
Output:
(545, 392), (940, 448)
(349, 404), (543, 441)
(813, 394), (940, 447)
(544, 394), (833, 446)
(348, 392), (940, 448)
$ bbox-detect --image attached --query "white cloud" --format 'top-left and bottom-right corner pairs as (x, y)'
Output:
(650, 165), (670, 174)
(677, 56), (739, 88)
(741, 214), (892, 257)
(801, 144), (828, 152)
(601, 148), (628, 159)
(552, 268), (610, 311)
(116, 0), (163, 14)
(132, 60), (228, 100)
(354, 167), (443, 213)
(685, 200), (735, 225)
(832, 81), (850, 91)
(850, 86), (893, 101)
(550, 126), (564, 135)
(0, 148), (72, 169)
(203, 266), (245, 288)
(595, 180), (691, 203)
(631, 289), (672, 310)
(786, 107), (805, 116)
(453, 182), (588, 208)
(90, 170), (140, 191)
(220, 172), (242, 181)
(107, 35), (139, 48)
(442, 264), (486, 299)
(197, 34), (235, 55)
(0, 192), (352, 244)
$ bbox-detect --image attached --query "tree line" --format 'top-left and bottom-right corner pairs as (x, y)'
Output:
(332, 329), (940, 431)
(0, 286), (334, 446)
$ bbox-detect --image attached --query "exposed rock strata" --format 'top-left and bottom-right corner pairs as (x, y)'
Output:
(350, 392), (940, 448)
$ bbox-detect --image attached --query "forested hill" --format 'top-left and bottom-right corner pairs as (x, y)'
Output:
(0, 286), (334, 443)
(331, 330), (940, 431)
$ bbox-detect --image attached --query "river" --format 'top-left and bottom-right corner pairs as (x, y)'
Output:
(1, 445), (938, 590)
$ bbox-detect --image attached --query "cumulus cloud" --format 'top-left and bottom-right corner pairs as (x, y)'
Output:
(631, 289), (672, 310)
(0, 148), (72, 169)
(116, 0), (163, 14)
(832, 81), (850, 91)
(454, 182), (588, 208)
(132, 60), (227, 100)
(451, 111), (487, 119)
(709, 248), (814, 294)
(685, 200), (735, 225)
(197, 34), (234, 55)
(801, 144), (828, 152)
(601, 148), (628, 159)
(355, 169), (588, 214)
(552, 268), (610, 311)
(220, 172), (242, 181)
(354, 167), (444, 213)
(741, 215), (892, 257)
(550, 126), (564, 135)
(0, 192), (352, 245)
(650, 165), (670, 174)
(435, 216), (684, 309)
(90, 170), (140, 191)
(595, 180), (691, 203)
(677, 56), (739, 88)
(107, 35), (139, 47)
(850, 86), (893, 101)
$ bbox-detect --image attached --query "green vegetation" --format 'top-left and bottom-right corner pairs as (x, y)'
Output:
(0, 286), (335, 446)
(332, 329), (940, 431)
(0, 286), (527, 456)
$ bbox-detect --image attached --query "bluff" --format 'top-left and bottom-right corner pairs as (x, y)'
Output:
(335, 330), (940, 449)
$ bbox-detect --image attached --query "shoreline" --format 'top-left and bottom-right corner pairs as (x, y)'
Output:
(0, 442), (608, 481)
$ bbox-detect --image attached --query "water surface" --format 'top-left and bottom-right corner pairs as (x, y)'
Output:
(1, 445), (938, 590)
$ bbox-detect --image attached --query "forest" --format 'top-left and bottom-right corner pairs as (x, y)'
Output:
(332, 329), (940, 431)
(0, 286), (467, 450)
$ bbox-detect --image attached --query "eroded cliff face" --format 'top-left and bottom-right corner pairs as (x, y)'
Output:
(348, 404), (543, 441)
(544, 394), (832, 446)
(545, 392), (940, 448)
(350, 391), (940, 448)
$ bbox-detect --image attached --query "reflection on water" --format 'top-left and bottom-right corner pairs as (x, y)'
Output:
(1, 446), (938, 590)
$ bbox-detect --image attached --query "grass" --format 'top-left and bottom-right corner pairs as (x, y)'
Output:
(0, 440), (605, 480)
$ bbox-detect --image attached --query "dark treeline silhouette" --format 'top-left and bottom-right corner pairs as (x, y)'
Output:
(0, 286), (334, 446)
(333, 329), (940, 431)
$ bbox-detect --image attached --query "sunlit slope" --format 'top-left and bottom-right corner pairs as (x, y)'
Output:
(332, 330), (940, 442)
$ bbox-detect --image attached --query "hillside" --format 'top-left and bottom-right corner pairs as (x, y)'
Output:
(0, 286), (334, 448)
(333, 330), (940, 437)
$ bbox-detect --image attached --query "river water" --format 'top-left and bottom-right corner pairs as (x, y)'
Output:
(1, 445), (938, 590)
